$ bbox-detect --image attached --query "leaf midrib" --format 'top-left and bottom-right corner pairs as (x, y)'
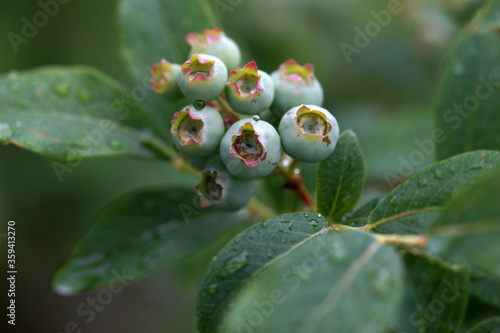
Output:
(296, 240), (382, 333)
(327, 138), (350, 221)
(3, 108), (173, 158)
(205, 227), (329, 330)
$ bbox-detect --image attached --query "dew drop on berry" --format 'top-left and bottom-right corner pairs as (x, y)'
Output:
(193, 99), (206, 110)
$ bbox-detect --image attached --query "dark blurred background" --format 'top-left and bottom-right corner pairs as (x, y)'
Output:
(0, 0), (484, 332)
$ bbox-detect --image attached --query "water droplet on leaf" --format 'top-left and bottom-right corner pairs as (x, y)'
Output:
(452, 60), (466, 76)
(78, 91), (93, 103)
(389, 196), (399, 205)
(330, 241), (348, 263)
(434, 169), (444, 179)
(52, 83), (70, 97)
(468, 164), (483, 171)
(0, 123), (13, 143)
(372, 268), (391, 295)
(7, 80), (19, 92)
(108, 138), (123, 150)
(65, 151), (80, 162)
(217, 251), (249, 278)
(260, 221), (268, 228)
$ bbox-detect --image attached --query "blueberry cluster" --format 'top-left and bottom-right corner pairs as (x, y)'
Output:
(150, 28), (339, 211)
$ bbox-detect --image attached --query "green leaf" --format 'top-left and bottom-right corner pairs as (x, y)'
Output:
(0, 67), (173, 161)
(196, 213), (404, 333)
(316, 130), (365, 222)
(434, 0), (500, 160)
(52, 187), (251, 295)
(366, 150), (500, 235)
(196, 212), (328, 333)
(344, 197), (383, 228)
(394, 253), (470, 333)
(470, 272), (500, 309)
(427, 169), (500, 276)
(337, 104), (434, 184)
(222, 230), (403, 333)
(117, 0), (217, 83)
(116, 0), (219, 139)
(465, 317), (500, 333)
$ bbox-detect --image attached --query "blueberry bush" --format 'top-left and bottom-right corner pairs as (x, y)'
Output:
(1, 0), (500, 332)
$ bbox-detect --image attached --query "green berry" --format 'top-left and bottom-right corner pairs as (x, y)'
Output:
(149, 60), (182, 99)
(195, 156), (255, 212)
(170, 104), (224, 157)
(278, 104), (339, 163)
(186, 28), (241, 70)
(270, 59), (324, 116)
(225, 61), (274, 115)
(220, 117), (281, 179)
(178, 54), (228, 102)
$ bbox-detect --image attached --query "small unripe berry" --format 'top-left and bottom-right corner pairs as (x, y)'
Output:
(270, 59), (324, 116)
(279, 104), (339, 163)
(178, 54), (228, 102)
(225, 61), (274, 115)
(170, 104), (224, 157)
(195, 156), (255, 212)
(220, 117), (281, 179)
(149, 60), (182, 99)
(186, 28), (241, 70)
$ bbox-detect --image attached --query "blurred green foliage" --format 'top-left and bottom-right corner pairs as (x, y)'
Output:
(0, 0), (493, 332)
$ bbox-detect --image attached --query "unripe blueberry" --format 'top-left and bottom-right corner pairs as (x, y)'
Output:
(195, 156), (255, 212)
(186, 28), (241, 70)
(225, 61), (274, 115)
(220, 117), (281, 179)
(270, 59), (324, 117)
(278, 104), (339, 163)
(170, 104), (224, 157)
(149, 60), (183, 99)
(178, 54), (228, 102)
